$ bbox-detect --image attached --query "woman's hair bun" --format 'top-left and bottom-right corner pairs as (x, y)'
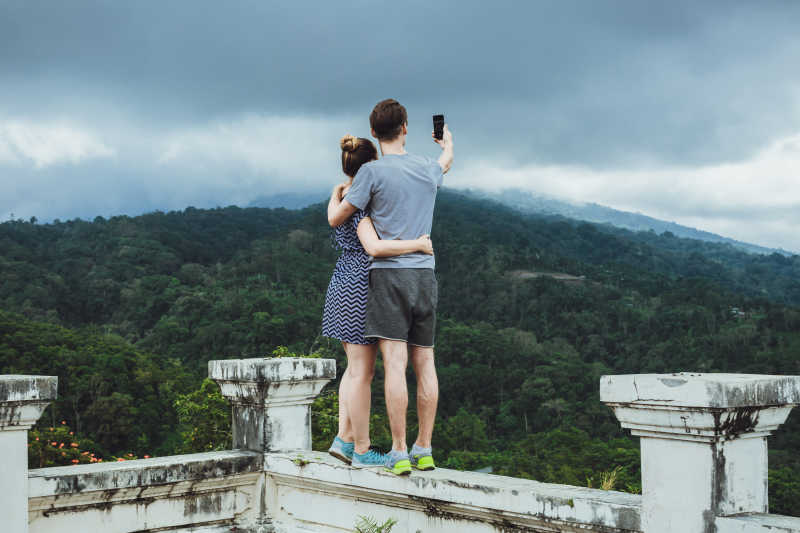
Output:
(340, 134), (359, 152)
(340, 133), (377, 177)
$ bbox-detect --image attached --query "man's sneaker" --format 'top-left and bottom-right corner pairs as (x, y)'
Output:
(410, 444), (435, 471)
(328, 436), (354, 464)
(352, 448), (387, 468)
(384, 450), (412, 476)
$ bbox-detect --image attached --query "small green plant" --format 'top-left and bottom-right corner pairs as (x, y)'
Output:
(354, 515), (398, 533)
(600, 465), (624, 491)
(625, 481), (642, 494)
(588, 465), (625, 491)
(271, 346), (321, 358)
(292, 454), (310, 467)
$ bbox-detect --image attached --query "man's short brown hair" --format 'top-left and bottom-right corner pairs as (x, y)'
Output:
(369, 99), (408, 141)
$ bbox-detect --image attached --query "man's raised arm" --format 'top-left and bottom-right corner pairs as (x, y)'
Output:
(327, 183), (359, 227)
(434, 124), (454, 174)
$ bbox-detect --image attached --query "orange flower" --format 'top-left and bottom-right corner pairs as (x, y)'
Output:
(69, 432), (74, 436)
(70, 443), (78, 448)
(61, 452), (66, 456)
(71, 459), (79, 464)
(51, 442), (58, 446)
(116, 458), (125, 462)
(82, 452), (89, 456)
(59, 443), (64, 449)
(143, 455), (151, 459)
(61, 421), (66, 425)
(35, 437), (39, 441)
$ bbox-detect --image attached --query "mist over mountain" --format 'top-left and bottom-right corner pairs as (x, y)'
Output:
(463, 188), (794, 256)
(247, 192), (327, 210)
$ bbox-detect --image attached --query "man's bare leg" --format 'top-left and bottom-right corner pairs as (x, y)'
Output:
(380, 339), (409, 452)
(410, 345), (438, 448)
(343, 342), (378, 454)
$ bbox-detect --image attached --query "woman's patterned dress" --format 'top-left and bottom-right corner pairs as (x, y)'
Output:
(322, 209), (376, 345)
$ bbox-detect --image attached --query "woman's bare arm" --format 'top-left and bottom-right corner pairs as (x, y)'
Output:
(357, 217), (433, 257)
(327, 182), (358, 227)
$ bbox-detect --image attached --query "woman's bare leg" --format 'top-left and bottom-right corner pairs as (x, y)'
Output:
(343, 342), (378, 454)
(336, 343), (354, 442)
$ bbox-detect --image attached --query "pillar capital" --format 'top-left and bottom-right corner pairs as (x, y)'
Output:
(0, 375), (58, 430)
(209, 358), (335, 453)
(601, 373), (800, 443)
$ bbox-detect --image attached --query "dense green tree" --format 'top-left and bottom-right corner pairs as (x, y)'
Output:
(173, 378), (232, 453)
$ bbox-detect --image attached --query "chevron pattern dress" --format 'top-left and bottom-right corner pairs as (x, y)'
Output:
(322, 209), (377, 345)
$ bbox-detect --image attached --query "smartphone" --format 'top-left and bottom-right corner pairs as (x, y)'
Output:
(433, 114), (445, 140)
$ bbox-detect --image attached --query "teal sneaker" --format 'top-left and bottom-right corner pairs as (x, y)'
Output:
(384, 450), (412, 476)
(410, 444), (435, 471)
(328, 436), (354, 465)
(352, 448), (387, 469)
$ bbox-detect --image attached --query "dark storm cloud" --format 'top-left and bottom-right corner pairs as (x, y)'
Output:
(2, 0), (800, 166)
(2, 1), (800, 252)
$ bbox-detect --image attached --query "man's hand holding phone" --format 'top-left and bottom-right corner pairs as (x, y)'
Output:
(432, 124), (452, 149)
(432, 114), (452, 148)
(432, 114), (454, 174)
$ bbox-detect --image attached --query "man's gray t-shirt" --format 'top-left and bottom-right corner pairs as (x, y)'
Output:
(345, 153), (443, 269)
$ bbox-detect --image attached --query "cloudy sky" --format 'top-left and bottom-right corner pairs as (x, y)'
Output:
(2, 1), (800, 252)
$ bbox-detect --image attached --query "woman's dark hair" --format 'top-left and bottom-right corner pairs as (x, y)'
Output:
(340, 135), (378, 177)
(369, 98), (407, 141)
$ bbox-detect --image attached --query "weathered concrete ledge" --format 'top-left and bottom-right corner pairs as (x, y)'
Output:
(716, 513), (800, 533)
(29, 450), (262, 496)
(208, 357), (336, 392)
(263, 451), (642, 532)
(10, 369), (800, 532)
(28, 450), (263, 533)
(601, 373), (800, 408)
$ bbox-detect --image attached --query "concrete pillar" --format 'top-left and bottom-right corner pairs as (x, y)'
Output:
(0, 375), (58, 533)
(209, 357), (335, 453)
(601, 373), (800, 533)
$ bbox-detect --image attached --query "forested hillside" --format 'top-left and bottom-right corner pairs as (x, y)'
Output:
(1, 190), (798, 514)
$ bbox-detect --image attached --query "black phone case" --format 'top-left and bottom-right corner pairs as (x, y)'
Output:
(433, 115), (444, 140)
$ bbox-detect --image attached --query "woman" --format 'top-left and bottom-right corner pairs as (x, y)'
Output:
(323, 134), (433, 468)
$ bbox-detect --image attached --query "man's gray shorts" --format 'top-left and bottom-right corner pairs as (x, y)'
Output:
(364, 268), (438, 347)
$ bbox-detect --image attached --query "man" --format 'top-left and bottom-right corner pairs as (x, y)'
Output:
(328, 98), (454, 475)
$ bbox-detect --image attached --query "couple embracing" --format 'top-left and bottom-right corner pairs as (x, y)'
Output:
(322, 98), (454, 476)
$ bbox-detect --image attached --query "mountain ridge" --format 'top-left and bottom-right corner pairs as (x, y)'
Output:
(246, 188), (794, 256)
(461, 188), (794, 256)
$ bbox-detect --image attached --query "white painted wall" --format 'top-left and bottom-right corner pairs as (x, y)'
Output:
(5, 367), (800, 532)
